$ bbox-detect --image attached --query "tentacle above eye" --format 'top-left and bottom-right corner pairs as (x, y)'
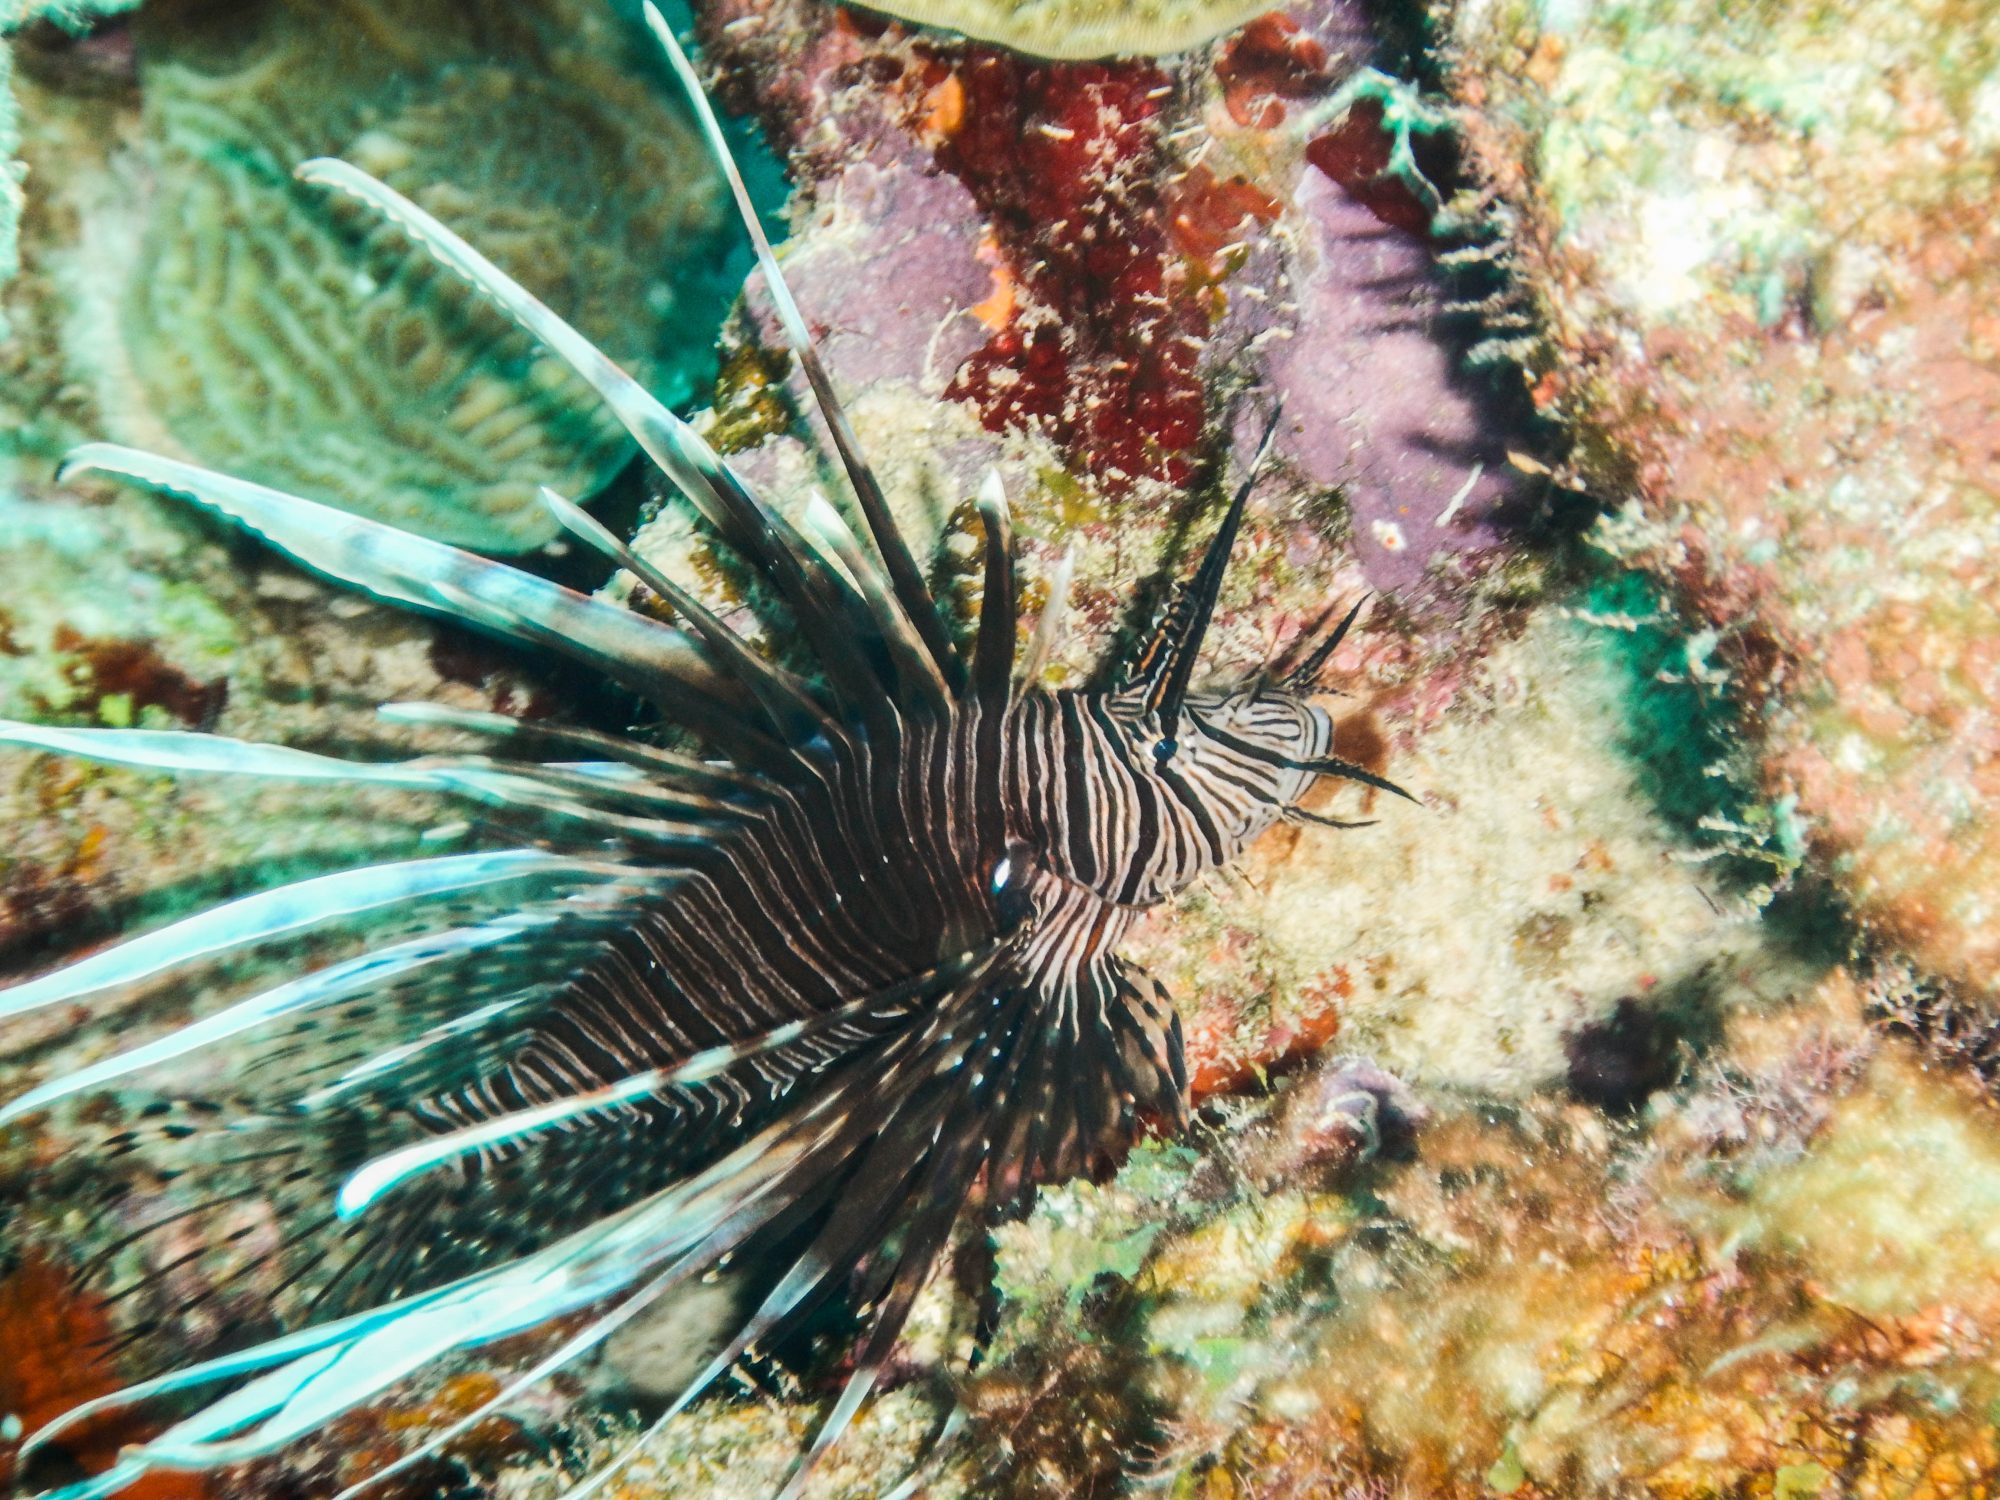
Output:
(1187, 713), (1418, 802)
(1281, 593), (1370, 689)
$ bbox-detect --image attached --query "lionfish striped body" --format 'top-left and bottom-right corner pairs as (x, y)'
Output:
(0, 14), (1406, 1499)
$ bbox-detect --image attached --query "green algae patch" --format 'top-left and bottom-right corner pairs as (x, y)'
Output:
(1578, 565), (1799, 890)
(1773, 1462), (1829, 1500)
(1485, 1441), (1527, 1494)
(991, 1139), (1196, 1325)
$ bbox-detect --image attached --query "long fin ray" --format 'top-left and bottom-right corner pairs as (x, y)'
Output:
(560, 981), (1016, 1500)
(0, 849), (635, 1023)
(1144, 405), (1285, 743)
(771, 1021), (1007, 1500)
(1020, 548), (1075, 689)
(0, 920), (538, 1124)
(21, 1289), (455, 1464)
(561, 1147), (931, 1500)
(336, 942), (994, 1217)
(100, 1065), (904, 1490)
(291, 158), (891, 710)
(31, 953), (1003, 1500)
(327, 1258), (699, 1500)
(540, 486), (840, 745)
(642, 2), (963, 694)
(973, 469), (1017, 700)
(56, 446), (735, 716)
(0, 720), (736, 845)
(0, 721), (440, 790)
(374, 703), (769, 795)
(803, 492), (950, 714)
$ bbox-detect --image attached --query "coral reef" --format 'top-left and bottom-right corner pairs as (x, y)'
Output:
(1, 3), (143, 341)
(6, 0), (1986, 1496)
(938, 973), (2000, 1500)
(936, 52), (1213, 492)
(1129, 609), (1784, 1099)
(1446, 0), (2000, 1001)
(682, 0), (1522, 621)
(0, 1251), (216, 1499)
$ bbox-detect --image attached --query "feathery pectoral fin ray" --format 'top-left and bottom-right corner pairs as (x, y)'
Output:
(0, 720), (452, 791)
(55, 445), (730, 712)
(0, 850), (626, 1023)
(294, 160), (739, 541)
(0, 719), (735, 845)
(0, 924), (511, 1124)
(337, 943), (1000, 1217)
(36, 1062), (893, 1499)
(293, 159), (900, 709)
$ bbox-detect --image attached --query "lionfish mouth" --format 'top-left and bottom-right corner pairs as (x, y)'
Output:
(0, 8), (1406, 1499)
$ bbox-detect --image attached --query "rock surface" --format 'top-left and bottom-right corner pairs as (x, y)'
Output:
(1449, 0), (2000, 1003)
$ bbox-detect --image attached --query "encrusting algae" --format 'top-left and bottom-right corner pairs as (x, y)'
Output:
(945, 973), (2000, 1500)
(1445, 0), (2000, 1005)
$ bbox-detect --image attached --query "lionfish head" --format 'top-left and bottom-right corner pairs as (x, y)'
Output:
(1107, 417), (1414, 889)
(1180, 684), (1333, 773)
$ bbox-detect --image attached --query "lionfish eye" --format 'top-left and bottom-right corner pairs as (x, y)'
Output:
(1152, 736), (1179, 765)
(991, 840), (1037, 895)
(991, 842), (1038, 928)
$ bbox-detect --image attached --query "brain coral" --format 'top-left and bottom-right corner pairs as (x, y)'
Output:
(849, 0), (1275, 59)
(114, 0), (728, 551)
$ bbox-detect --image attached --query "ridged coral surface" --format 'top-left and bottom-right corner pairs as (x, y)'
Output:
(37, 0), (731, 551)
(846, 0), (1273, 60)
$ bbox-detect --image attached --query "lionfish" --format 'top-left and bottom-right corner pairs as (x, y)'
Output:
(0, 11), (1407, 1499)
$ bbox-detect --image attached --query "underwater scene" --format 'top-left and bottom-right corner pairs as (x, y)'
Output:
(0, 0), (1995, 1495)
